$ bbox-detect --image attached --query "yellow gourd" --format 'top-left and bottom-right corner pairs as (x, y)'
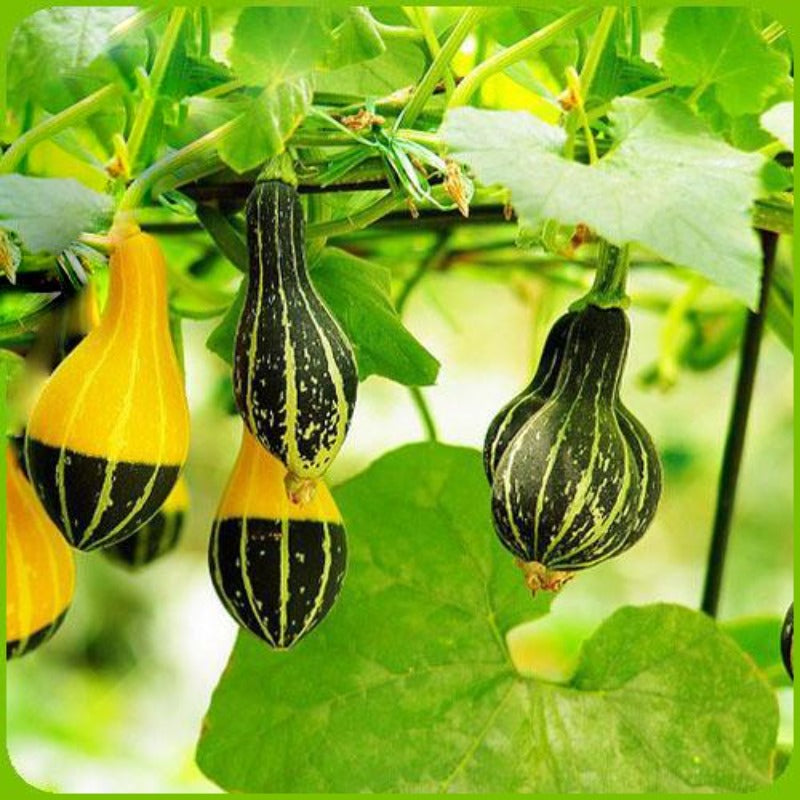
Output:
(6, 447), (75, 659)
(25, 220), (190, 551)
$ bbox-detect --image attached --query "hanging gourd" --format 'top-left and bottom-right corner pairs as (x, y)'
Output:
(209, 428), (347, 649)
(24, 219), (190, 551)
(782, 603), (793, 680)
(103, 476), (188, 569)
(483, 312), (575, 484)
(6, 447), (75, 659)
(491, 304), (661, 591)
(233, 169), (358, 503)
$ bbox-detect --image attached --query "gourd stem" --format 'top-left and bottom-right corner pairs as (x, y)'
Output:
(118, 118), (238, 211)
(449, 7), (597, 108)
(573, 239), (630, 309)
(701, 230), (778, 618)
(402, 7), (488, 127)
(0, 84), (119, 174)
(126, 7), (189, 171)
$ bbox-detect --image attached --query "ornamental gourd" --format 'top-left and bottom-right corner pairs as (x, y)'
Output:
(782, 603), (793, 680)
(491, 305), (661, 591)
(209, 428), (347, 649)
(6, 448), (75, 659)
(233, 179), (358, 501)
(483, 312), (575, 483)
(25, 221), (190, 551)
(103, 476), (188, 569)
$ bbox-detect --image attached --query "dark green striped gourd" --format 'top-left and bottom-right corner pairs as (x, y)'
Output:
(233, 180), (357, 501)
(103, 476), (188, 568)
(483, 312), (575, 483)
(782, 603), (793, 680)
(209, 428), (347, 649)
(491, 305), (661, 591)
(24, 222), (190, 551)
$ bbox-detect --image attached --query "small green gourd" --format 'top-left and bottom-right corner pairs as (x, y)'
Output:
(234, 179), (358, 502)
(483, 312), (575, 484)
(491, 305), (661, 591)
(209, 428), (347, 649)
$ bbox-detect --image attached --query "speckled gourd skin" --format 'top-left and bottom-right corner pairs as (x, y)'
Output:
(24, 224), (190, 551)
(6, 448), (75, 659)
(233, 181), (357, 486)
(209, 429), (347, 649)
(491, 305), (660, 578)
(483, 312), (576, 484)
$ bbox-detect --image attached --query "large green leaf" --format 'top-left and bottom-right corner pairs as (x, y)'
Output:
(442, 98), (765, 307)
(723, 616), (791, 688)
(228, 7), (332, 86)
(660, 8), (788, 117)
(0, 175), (112, 255)
(218, 80), (314, 173)
(6, 7), (135, 109)
(196, 444), (778, 793)
(314, 39), (425, 97)
(311, 247), (439, 385)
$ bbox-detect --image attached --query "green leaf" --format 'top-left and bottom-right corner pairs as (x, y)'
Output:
(0, 349), (25, 388)
(196, 444), (778, 793)
(205, 279), (245, 365)
(761, 101), (793, 152)
(205, 247), (439, 386)
(6, 7), (135, 109)
(218, 80), (314, 173)
(229, 7), (332, 86)
(314, 39), (425, 97)
(723, 616), (791, 688)
(659, 8), (788, 116)
(311, 248), (439, 385)
(325, 7), (386, 69)
(443, 98), (765, 307)
(0, 176), (112, 255)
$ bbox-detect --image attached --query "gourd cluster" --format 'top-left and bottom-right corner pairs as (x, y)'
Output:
(6, 177), (358, 659)
(484, 304), (662, 593)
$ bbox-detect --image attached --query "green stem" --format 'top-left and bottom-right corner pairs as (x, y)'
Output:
(195, 204), (248, 271)
(586, 78), (673, 122)
(410, 6), (456, 96)
(0, 84), (119, 173)
(656, 276), (707, 388)
(375, 20), (425, 43)
(402, 7), (488, 127)
(126, 7), (188, 171)
(450, 7), (597, 108)
(572, 239), (630, 309)
(578, 6), (618, 100)
(119, 117), (238, 211)
(107, 7), (166, 47)
(306, 192), (405, 239)
(701, 231), (778, 618)
(409, 386), (438, 442)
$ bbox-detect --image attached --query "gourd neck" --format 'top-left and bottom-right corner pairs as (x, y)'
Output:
(527, 312), (576, 395)
(245, 180), (308, 288)
(573, 240), (631, 310)
(554, 306), (629, 403)
(103, 228), (170, 330)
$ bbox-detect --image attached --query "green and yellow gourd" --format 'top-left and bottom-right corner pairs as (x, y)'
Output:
(209, 428), (347, 649)
(491, 305), (661, 592)
(103, 476), (188, 568)
(233, 177), (357, 502)
(24, 220), (190, 551)
(6, 447), (75, 659)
